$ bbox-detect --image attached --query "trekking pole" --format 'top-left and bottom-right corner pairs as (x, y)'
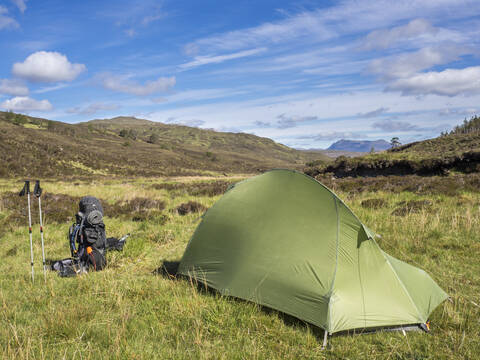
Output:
(19, 180), (34, 283)
(34, 180), (47, 282)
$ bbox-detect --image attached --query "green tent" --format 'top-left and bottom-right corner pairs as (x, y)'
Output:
(178, 169), (447, 334)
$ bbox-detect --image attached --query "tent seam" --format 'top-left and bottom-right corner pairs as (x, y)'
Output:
(357, 246), (367, 329)
(326, 195), (340, 332)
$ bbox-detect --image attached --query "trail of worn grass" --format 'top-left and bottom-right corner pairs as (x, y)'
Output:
(0, 177), (479, 359)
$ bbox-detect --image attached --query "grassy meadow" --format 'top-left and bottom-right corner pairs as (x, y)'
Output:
(0, 175), (479, 359)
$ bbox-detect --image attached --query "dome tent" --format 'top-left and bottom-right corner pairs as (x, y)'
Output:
(178, 169), (447, 335)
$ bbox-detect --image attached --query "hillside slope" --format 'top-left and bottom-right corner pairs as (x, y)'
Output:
(85, 116), (326, 164)
(305, 131), (480, 178)
(0, 112), (326, 178)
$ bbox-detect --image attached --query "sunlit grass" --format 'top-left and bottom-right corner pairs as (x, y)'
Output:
(0, 177), (478, 359)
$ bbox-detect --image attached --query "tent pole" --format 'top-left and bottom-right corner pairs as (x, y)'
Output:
(321, 330), (328, 350)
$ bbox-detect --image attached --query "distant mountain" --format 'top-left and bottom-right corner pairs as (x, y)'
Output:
(327, 139), (391, 152)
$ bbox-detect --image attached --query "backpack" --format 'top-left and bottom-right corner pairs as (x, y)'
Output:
(69, 196), (107, 270)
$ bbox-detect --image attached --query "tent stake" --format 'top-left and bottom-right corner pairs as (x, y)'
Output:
(321, 330), (328, 350)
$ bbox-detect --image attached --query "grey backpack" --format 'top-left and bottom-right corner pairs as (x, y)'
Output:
(69, 196), (106, 270)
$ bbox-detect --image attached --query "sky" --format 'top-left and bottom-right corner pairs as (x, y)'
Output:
(1, 0), (480, 149)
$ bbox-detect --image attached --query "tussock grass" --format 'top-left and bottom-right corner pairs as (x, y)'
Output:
(0, 176), (479, 359)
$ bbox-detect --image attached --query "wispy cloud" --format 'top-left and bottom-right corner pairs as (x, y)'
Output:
(184, 11), (332, 55)
(359, 19), (438, 50)
(372, 120), (418, 132)
(34, 83), (70, 94)
(296, 131), (361, 141)
(254, 120), (271, 128)
(179, 48), (266, 70)
(11, 0), (27, 13)
(184, 0), (480, 56)
(99, 73), (176, 96)
(165, 88), (249, 103)
(357, 107), (389, 118)
(0, 78), (29, 96)
(276, 114), (318, 129)
(165, 117), (205, 127)
(18, 40), (52, 52)
(438, 107), (478, 117)
(67, 102), (119, 116)
(100, 0), (165, 36)
(0, 5), (19, 30)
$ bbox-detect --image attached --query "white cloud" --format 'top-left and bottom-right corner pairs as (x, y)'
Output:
(386, 66), (480, 96)
(0, 5), (19, 30)
(179, 48), (266, 70)
(360, 19), (438, 50)
(368, 45), (469, 79)
(0, 79), (29, 96)
(11, 0), (27, 13)
(12, 51), (86, 83)
(1, 96), (52, 111)
(100, 73), (176, 96)
(67, 102), (119, 116)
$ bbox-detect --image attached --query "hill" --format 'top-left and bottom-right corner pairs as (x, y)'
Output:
(0, 112), (327, 178)
(327, 139), (391, 152)
(305, 126), (480, 178)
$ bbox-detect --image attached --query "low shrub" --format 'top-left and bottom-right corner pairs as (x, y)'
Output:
(176, 201), (207, 215)
(361, 198), (386, 209)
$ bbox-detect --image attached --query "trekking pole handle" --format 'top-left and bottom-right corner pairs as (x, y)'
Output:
(34, 180), (42, 198)
(19, 180), (30, 197)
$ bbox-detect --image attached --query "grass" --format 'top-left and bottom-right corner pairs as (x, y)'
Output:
(0, 175), (479, 359)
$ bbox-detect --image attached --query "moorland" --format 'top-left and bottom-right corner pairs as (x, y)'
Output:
(0, 112), (479, 359)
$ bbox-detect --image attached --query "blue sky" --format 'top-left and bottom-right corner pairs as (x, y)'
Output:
(1, 0), (480, 148)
